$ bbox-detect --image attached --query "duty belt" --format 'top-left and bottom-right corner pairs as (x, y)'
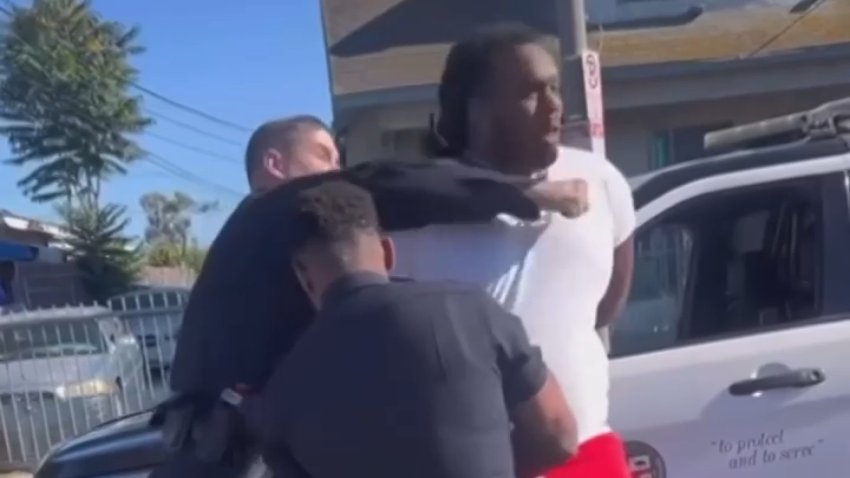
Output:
(155, 388), (252, 465)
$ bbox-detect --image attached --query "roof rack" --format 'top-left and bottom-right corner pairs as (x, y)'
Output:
(704, 97), (850, 152)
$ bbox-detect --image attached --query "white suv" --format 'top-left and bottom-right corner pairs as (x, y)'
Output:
(610, 98), (850, 477)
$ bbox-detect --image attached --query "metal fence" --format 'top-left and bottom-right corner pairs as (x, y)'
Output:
(0, 289), (185, 468)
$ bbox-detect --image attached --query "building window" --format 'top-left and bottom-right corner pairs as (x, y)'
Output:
(649, 122), (732, 170)
(380, 128), (429, 158)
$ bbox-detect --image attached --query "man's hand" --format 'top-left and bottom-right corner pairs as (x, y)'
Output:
(526, 179), (589, 218)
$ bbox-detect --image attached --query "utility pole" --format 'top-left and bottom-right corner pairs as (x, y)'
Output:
(556, 0), (592, 152)
(556, 0), (612, 352)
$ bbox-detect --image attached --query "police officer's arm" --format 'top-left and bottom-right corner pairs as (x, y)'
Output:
(278, 158), (589, 231)
(483, 296), (578, 477)
(337, 158), (537, 230)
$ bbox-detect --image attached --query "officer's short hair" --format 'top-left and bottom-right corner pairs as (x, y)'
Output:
(290, 180), (380, 253)
(244, 115), (330, 180)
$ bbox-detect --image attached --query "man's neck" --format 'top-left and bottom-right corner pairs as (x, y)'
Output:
(318, 268), (389, 310)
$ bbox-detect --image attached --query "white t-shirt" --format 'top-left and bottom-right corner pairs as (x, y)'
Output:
(391, 146), (635, 443)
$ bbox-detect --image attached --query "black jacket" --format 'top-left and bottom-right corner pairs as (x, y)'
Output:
(170, 159), (540, 394)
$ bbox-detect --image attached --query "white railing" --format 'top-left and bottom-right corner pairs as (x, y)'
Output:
(0, 290), (185, 468)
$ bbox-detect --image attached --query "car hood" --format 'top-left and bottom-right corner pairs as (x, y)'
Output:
(36, 410), (165, 478)
(0, 355), (108, 395)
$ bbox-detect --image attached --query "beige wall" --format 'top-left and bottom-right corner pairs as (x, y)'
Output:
(343, 84), (850, 176)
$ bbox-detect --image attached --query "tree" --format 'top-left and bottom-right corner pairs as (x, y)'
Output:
(140, 191), (217, 253)
(147, 242), (207, 274)
(0, 0), (150, 205)
(59, 201), (140, 302)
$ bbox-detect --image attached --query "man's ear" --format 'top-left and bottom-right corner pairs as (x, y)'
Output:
(380, 237), (395, 272)
(263, 148), (287, 180)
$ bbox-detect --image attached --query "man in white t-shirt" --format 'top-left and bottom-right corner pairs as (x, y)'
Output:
(393, 25), (635, 478)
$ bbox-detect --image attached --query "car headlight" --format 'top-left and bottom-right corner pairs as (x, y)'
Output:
(55, 379), (117, 399)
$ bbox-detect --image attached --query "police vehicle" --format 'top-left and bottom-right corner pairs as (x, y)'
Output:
(32, 98), (850, 478)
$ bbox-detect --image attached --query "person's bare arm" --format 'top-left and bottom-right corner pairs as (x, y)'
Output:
(597, 236), (634, 328)
(510, 371), (578, 478)
(524, 178), (589, 218)
(483, 295), (577, 476)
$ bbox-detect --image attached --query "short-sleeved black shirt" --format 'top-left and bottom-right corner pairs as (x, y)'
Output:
(171, 159), (540, 394)
(258, 273), (547, 478)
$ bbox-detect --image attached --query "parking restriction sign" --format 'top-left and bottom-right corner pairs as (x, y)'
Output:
(582, 50), (606, 156)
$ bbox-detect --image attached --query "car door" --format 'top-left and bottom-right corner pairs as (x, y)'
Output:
(609, 158), (850, 478)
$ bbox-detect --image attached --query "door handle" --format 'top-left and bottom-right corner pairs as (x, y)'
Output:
(729, 368), (825, 396)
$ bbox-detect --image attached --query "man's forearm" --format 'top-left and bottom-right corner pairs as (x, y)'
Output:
(596, 238), (635, 329)
(509, 372), (577, 477)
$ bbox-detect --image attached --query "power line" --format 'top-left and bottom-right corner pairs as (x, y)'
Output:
(145, 131), (241, 164)
(747, 0), (828, 57)
(145, 108), (244, 146)
(132, 82), (252, 133)
(143, 151), (244, 199)
(0, 10), (249, 200)
(1, 8), (251, 135)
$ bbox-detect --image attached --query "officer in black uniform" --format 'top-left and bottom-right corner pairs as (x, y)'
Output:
(257, 181), (576, 478)
(151, 119), (578, 477)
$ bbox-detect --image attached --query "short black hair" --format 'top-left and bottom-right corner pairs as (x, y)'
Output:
(428, 23), (546, 158)
(245, 115), (330, 180)
(290, 181), (380, 253)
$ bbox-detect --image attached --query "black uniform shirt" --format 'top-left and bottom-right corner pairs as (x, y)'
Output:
(171, 159), (540, 394)
(259, 273), (548, 478)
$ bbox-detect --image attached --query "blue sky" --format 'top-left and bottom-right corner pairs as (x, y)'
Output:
(0, 0), (332, 245)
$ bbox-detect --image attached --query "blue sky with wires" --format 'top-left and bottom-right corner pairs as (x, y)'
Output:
(0, 0), (333, 244)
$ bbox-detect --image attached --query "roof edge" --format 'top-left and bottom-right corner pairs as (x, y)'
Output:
(332, 41), (850, 114)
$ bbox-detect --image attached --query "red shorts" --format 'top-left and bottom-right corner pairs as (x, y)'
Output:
(544, 432), (631, 478)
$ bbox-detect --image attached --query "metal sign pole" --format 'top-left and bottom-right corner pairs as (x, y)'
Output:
(557, 0), (611, 352)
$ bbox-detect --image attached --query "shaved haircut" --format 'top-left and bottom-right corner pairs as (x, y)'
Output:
(244, 115), (330, 180)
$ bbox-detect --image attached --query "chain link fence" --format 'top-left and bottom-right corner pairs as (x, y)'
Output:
(0, 288), (186, 469)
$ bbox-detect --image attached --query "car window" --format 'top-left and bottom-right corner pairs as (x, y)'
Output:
(0, 319), (107, 361)
(612, 225), (692, 356)
(613, 174), (827, 357)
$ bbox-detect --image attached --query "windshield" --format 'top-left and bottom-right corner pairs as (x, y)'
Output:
(0, 320), (107, 361)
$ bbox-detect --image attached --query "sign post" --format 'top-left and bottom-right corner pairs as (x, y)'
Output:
(557, 0), (611, 352)
(582, 49), (606, 157)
